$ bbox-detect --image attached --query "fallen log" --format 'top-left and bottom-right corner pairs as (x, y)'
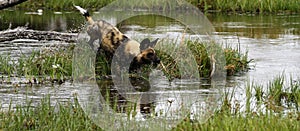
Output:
(0, 0), (28, 10)
(0, 27), (78, 43)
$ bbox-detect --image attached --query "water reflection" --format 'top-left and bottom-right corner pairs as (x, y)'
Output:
(0, 78), (74, 110)
(96, 79), (155, 118)
(92, 76), (221, 121)
(1, 10), (299, 40)
(207, 13), (300, 39)
(0, 10), (84, 32)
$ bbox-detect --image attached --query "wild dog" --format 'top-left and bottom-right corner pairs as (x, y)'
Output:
(130, 38), (160, 72)
(74, 6), (160, 72)
(75, 6), (159, 117)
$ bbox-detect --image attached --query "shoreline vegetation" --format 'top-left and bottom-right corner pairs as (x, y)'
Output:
(0, 75), (299, 130)
(0, 45), (74, 84)
(10, 0), (300, 14)
(0, 40), (250, 83)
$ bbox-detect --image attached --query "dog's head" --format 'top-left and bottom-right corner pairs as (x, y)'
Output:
(135, 38), (160, 65)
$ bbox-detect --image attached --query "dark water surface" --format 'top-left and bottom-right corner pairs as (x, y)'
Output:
(0, 10), (299, 117)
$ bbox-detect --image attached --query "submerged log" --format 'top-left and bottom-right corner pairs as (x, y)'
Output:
(0, 27), (77, 43)
(0, 0), (28, 10)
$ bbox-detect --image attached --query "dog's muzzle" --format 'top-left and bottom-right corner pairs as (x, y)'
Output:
(153, 58), (160, 65)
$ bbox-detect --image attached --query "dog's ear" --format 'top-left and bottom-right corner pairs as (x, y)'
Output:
(140, 38), (159, 50)
(140, 38), (151, 50)
(140, 38), (150, 45)
(149, 38), (159, 47)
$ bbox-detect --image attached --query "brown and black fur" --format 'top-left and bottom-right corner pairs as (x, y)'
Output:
(75, 6), (159, 116)
(75, 6), (160, 72)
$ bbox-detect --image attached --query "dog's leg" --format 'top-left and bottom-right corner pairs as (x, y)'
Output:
(87, 24), (101, 49)
(87, 37), (96, 49)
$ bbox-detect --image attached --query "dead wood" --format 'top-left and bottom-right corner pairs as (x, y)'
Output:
(0, 27), (77, 43)
(0, 0), (28, 10)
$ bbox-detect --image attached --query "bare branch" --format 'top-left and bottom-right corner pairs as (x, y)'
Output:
(0, 0), (28, 10)
(0, 27), (77, 43)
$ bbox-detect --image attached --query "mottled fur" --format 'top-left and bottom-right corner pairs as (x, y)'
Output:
(75, 6), (160, 72)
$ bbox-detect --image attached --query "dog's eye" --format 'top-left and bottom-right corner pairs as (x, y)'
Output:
(147, 52), (154, 57)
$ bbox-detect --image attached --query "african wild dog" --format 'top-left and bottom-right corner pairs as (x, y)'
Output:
(75, 6), (159, 116)
(74, 6), (160, 72)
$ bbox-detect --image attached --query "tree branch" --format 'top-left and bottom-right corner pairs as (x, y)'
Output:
(0, 27), (77, 43)
(0, 0), (28, 10)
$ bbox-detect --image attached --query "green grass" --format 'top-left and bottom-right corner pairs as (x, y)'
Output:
(177, 112), (300, 131)
(158, 39), (250, 78)
(1, 75), (300, 130)
(0, 96), (102, 130)
(0, 54), (14, 76)
(256, 75), (300, 112)
(185, 75), (300, 131)
(93, 39), (251, 80)
(11, 0), (300, 14)
(0, 45), (74, 83)
(14, 0), (114, 11)
(0, 40), (250, 82)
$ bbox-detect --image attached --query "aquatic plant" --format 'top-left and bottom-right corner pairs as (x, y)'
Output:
(1, 75), (300, 130)
(0, 54), (14, 76)
(0, 39), (250, 82)
(92, 39), (251, 80)
(0, 45), (74, 83)
(156, 40), (250, 79)
(21, 46), (73, 83)
(265, 75), (300, 111)
(0, 96), (101, 130)
(224, 45), (250, 76)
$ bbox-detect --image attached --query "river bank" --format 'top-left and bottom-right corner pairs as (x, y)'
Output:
(10, 0), (300, 14)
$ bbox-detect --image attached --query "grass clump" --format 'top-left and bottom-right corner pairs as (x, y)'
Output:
(175, 75), (300, 131)
(224, 46), (250, 75)
(94, 39), (251, 80)
(0, 45), (74, 83)
(0, 54), (14, 76)
(0, 97), (101, 130)
(1, 40), (250, 82)
(155, 40), (250, 79)
(260, 75), (300, 112)
(18, 47), (73, 81)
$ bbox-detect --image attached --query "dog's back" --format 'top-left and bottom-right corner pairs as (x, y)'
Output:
(75, 5), (140, 57)
(75, 5), (160, 73)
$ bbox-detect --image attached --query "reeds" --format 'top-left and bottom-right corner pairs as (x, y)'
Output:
(93, 39), (251, 80)
(1, 75), (300, 130)
(157, 39), (251, 79)
(0, 96), (101, 130)
(0, 45), (74, 83)
(0, 40), (250, 82)
(13, 0), (300, 13)
(0, 54), (14, 76)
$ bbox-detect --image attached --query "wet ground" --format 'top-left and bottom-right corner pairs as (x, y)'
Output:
(0, 10), (299, 120)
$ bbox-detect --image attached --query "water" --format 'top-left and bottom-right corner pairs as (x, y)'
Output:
(0, 79), (75, 110)
(209, 13), (300, 83)
(0, 10), (84, 32)
(0, 10), (300, 120)
(208, 13), (300, 112)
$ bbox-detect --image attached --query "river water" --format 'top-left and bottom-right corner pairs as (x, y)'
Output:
(0, 10), (299, 123)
